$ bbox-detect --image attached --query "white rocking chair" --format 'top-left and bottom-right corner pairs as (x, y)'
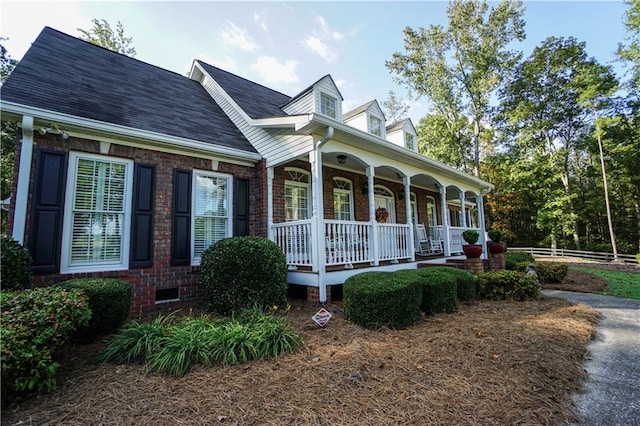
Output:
(414, 224), (443, 256)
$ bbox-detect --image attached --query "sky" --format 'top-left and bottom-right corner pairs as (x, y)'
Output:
(0, 1), (632, 125)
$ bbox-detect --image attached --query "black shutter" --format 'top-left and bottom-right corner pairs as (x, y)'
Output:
(233, 177), (250, 236)
(130, 164), (155, 268)
(171, 169), (191, 265)
(29, 149), (67, 274)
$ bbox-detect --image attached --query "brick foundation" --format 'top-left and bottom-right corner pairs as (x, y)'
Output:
(307, 286), (331, 304)
(488, 253), (506, 271)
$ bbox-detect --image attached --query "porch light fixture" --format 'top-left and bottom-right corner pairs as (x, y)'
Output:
(337, 154), (347, 164)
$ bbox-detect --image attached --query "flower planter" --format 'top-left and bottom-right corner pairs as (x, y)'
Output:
(462, 244), (483, 259)
(488, 242), (505, 255)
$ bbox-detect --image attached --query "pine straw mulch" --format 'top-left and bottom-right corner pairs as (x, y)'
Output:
(543, 268), (610, 294)
(2, 296), (599, 426)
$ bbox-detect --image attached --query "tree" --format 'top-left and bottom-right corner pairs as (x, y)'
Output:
(382, 90), (410, 123)
(78, 19), (136, 57)
(386, 0), (525, 177)
(1, 40), (18, 232)
(618, 0), (640, 89)
(498, 36), (618, 251)
(417, 113), (474, 173)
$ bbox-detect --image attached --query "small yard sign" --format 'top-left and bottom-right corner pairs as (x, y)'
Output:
(312, 308), (332, 327)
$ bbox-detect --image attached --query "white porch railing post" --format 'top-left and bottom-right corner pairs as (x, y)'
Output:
(267, 167), (274, 241)
(439, 186), (451, 257)
(477, 193), (488, 260)
(404, 176), (415, 262)
(460, 190), (467, 229)
(367, 165), (379, 266)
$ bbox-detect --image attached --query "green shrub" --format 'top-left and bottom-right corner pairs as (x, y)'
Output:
(536, 262), (569, 284)
(1, 287), (91, 401)
(406, 269), (458, 314)
(487, 229), (504, 242)
(505, 252), (535, 270)
(343, 272), (422, 329)
(422, 267), (477, 301)
(0, 235), (32, 291)
(55, 278), (131, 338)
(200, 237), (288, 315)
(477, 270), (540, 301)
(462, 229), (479, 244)
(637, 253), (640, 264)
(99, 310), (302, 376)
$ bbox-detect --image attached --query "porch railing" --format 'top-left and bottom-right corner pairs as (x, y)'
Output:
(437, 226), (480, 255)
(378, 223), (411, 261)
(272, 220), (313, 266)
(325, 220), (373, 266)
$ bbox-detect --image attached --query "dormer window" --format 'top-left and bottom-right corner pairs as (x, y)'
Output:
(405, 133), (415, 150)
(320, 92), (337, 119)
(369, 116), (383, 136)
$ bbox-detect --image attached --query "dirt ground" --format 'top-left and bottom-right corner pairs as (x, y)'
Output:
(3, 292), (600, 425)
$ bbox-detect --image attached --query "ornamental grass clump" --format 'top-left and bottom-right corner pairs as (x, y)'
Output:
(199, 237), (288, 315)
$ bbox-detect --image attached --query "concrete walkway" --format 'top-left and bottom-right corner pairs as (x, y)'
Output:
(543, 290), (640, 426)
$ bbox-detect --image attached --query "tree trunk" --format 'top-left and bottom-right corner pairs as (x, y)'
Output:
(473, 119), (480, 178)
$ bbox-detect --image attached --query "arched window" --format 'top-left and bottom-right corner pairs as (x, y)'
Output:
(333, 177), (353, 221)
(426, 196), (437, 228)
(374, 185), (395, 223)
(284, 167), (310, 221)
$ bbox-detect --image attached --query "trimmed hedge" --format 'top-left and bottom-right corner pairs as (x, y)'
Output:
(0, 235), (32, 291)
(402, 269), (458, 314)
(1, 287), (91, 401)
(55, 278), (131, 338)
(200, 237), (288, 316)
(477, 270), (540, 301)
(421, 267), (477, 301)
(343, 272), (422, 330)
(536, 262), (569, 284)
(504, 252), (535, 270)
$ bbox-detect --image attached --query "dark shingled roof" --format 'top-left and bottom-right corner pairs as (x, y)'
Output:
(1, 27), (257, 154)
(197, 61), (291, 119)
(386, 119), (409, 133)
(343, 100), (377, 121)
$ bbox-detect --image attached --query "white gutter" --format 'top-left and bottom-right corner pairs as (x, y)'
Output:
(1, 101), (262, 162)
(12, 116), (34, 244)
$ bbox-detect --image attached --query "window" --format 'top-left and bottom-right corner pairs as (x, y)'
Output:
(426, 196), (437, 228)
(284, 168), (310, 221)
(61, 152), (133, 273)
(333, 178), (353, 221)
(192, 171), (232, 264)
(410, 192), (418, 225)
(369, 115), (383, 136)
(405, 133), (415, 150)
(320, 92), (337, 119)
(374, 185), (395, 223)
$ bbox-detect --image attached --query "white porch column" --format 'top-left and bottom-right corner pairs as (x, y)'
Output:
(460, 190), (467, 229)
(476, 193), (488, 260)
(310, 149), (326, 294)
(404, 176), (415, 262)
(367, 165), (379, 266)
(439, 186), (451, 257)
(12, 116), (34, 244)
(266, 167), (274, 241)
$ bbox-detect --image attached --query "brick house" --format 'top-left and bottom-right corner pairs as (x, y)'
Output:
(1, 27), (494, 313)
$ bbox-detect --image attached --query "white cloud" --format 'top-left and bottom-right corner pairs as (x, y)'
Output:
(303, 35), (337, 63)
(194, 54), (239, 74)
(219, 21), (259, 52)
(250, 56), (298, 84)
(253, 12), (268, 32)
(314, 16), (344, 41)
(334, 78), (351, 90)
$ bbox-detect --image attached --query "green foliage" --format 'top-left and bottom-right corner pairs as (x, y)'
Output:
(425, 267), (478, 301)
(504, 252), (535, 270)
(200, 237), (288, 316)
(573, 267), (640, 300)
(0, 235), (32, 290)
(55, 278), (131, 338)
(77, 18), (136, 57)
(408, 269), (458, 314)
(99, 310), (302, 376)
(1, 287), (91, 401)
(487, 229), (504, 242)
(343, 272), (422, 330)
(462, 229), (479, 244)
(535, 262), (569, 284)
(477, 270), (541, 301)
(617, 0), (640, 88)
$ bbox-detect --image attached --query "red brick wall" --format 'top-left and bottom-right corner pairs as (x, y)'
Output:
(13, 134), (261, 315)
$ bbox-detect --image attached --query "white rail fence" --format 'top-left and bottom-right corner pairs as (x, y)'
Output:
(508, 247), (638, 265)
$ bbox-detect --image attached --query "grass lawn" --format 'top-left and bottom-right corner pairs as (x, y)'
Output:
(572, 267), (640, 300)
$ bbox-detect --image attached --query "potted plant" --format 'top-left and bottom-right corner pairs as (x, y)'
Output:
(462, 229), (483, 258)
(487, 229), (505, 255)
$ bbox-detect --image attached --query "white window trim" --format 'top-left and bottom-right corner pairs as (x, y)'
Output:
(426, 195), (438, 228)
(61, 152), (134, 274)
(284, 167), (311, 221)
(368, 115), (383, 137)
(319, 92), (337, 119)
(374, 184), (395, 223)
(333, 177), (354, 221)
(410, 192), (418, 225)
(191, 170), (233, 266)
